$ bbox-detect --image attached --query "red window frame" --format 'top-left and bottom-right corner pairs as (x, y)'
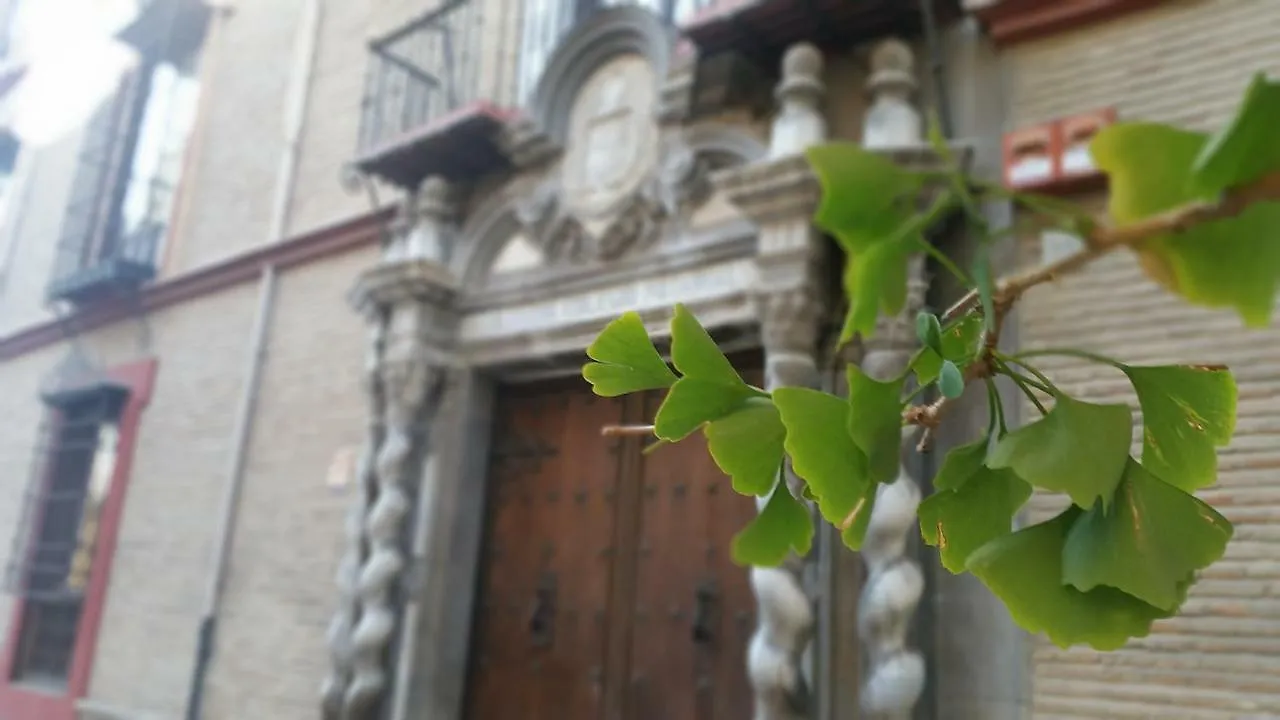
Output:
(0, 358), (157, 720)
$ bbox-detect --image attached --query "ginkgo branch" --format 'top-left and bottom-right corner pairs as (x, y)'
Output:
(906, 169), (1280, 441)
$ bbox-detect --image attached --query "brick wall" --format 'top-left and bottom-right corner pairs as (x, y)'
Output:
(1006, 1), (1280, 715)
(202, 246), (374, 720)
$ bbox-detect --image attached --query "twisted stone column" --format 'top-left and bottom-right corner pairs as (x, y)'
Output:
(749, 287), (824, 720)
(322, 320), (386, 720)
(858, 256), (928, 718)
(345, 352), (441, 718)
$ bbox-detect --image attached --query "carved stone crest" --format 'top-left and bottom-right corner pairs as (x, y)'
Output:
(511, 53), (714, 267)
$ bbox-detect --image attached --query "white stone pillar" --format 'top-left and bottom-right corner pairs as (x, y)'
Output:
(863, 38), (923, 150)
(720, 42), (830, 720)
(323, 177), (459, 720)
(858, 38), (927, 720)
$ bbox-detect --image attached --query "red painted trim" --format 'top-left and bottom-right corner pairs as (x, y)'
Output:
(0, 359), (158, 720)
(0, 209), (390, 362)
(972, 0), (1162, 46)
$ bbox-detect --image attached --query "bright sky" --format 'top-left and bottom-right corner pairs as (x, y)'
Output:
(7, 0), (141, 146)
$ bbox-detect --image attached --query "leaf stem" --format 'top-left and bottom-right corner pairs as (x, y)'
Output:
(996, 354), (1059, 394)
(984, 377), (1007, 436)
(917, 237), (973, 286)
(1015, 347), (1125, 368)
(1000, 367), (1050, 416)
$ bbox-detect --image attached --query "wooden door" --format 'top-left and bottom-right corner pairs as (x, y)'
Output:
(465, 367), (761, 720)
(466, 381), (627, 720)
(623, 384), (758, 720)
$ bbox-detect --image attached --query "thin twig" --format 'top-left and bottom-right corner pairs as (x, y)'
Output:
(942, 170), (1280, 323)
(601, 424), (655, 437)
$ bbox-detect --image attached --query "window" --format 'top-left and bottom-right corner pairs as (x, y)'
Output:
(0, 359), (155, 720)
(515, 0), (711, 102)
(9, 388), (123, 688)
(48, 2), (206, 304)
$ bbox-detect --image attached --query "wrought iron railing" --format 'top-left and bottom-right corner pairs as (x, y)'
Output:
(357, 0), (718, 159)
(357, 0), (484, 158)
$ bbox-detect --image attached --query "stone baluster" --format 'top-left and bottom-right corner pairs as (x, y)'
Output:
(324, 176), (458, 720)
(862, 38), (922, 150)
(751, 287), (825, 720)
(858, 38), (928, 720)
(744, 42), (828, 720)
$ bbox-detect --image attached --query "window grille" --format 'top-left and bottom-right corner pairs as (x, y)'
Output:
(5, 386), (125, 687)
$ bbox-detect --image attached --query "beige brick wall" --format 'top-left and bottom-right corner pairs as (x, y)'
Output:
(202, 245), (375, 720)
(1007, 1), (1280, 716)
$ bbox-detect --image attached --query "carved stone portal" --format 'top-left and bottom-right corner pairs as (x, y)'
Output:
(503, 53), (717, 271)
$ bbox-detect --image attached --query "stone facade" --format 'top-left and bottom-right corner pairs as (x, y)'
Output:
(5, 1), (1276, 720)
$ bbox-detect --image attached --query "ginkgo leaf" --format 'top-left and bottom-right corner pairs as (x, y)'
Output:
(807, 143), (923, 243)
(1062, 459), (1233, 611)
(731, 479), (814, 566)
(987, 395), (1131, 510)
(654, 305), (762, 441)
(705, 398), (786, 497)
(808, 143), (928, 342)
(931, 436), (990, 492)
(839, 479), (877, 551)
(1092, 122), (1280, 327)
(846, 365), (904, 485)
(582, 311), (677, 396)
(773, 387), (873, 543)
(1191, 72), (1280, 195)
(913, 314), (983, 385)
(916, 311), (943, 355)
(920, 466), (1031, 573)
(967, 507), (1172, 651)
(839, 230), (917, 341)
(1122, 364), (1237, 492)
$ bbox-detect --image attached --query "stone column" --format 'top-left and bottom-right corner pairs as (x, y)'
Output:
(719, 42), (828, 720)
(859, 38), (927, 720)
(322, 177), (459, 720)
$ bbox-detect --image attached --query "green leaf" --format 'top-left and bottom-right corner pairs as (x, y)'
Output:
(920, 466), (1031, 573)
(807, 143), (923, 242)
(938, 361), (964, 399)
(846, 365), (904, 485)
(655, 378), (754, 442)
(932, 436), (990, 492)
(772, 387), (875, 547)
(1122, 364), (1237, 492)
(987, 395), (1131, 509)
(582, 311), (677, 396)
(731, 480), (814, 566)
(916, 311), (943, 355)
(838, 480), (878, 551)
(839, 229), (917, 342)
(913, 314), (983, 385)
(654, 305), (759, 441)
(1191, 72), (1280, 195)
(1092, 122), (1280, 327)
(1062, 459), (1233, 611)
(807, 143), (927, 342)
(669, 303), (742, 382)
(967, 507), (1172, 651)
(704, 398), (786, 497)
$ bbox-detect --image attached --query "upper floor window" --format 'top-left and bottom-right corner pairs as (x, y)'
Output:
(516, 0), (712, 102)
(47, 0), (207, 305)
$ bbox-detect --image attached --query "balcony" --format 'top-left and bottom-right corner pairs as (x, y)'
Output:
(355, 0), (721, 190)
(681, 0), (962, 59)
(354, 0), (514, 189)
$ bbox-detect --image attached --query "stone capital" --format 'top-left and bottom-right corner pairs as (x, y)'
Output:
(755, 285), (826, 358)
(713, 154), (819, 227)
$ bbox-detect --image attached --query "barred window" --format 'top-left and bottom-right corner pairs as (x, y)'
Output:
(8, 388), (123, 688)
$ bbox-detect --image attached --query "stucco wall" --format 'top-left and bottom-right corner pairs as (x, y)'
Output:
(1007, 1), (1280, 716)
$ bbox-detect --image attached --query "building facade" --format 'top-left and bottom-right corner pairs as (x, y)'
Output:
(0, 1), (1274, 719)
